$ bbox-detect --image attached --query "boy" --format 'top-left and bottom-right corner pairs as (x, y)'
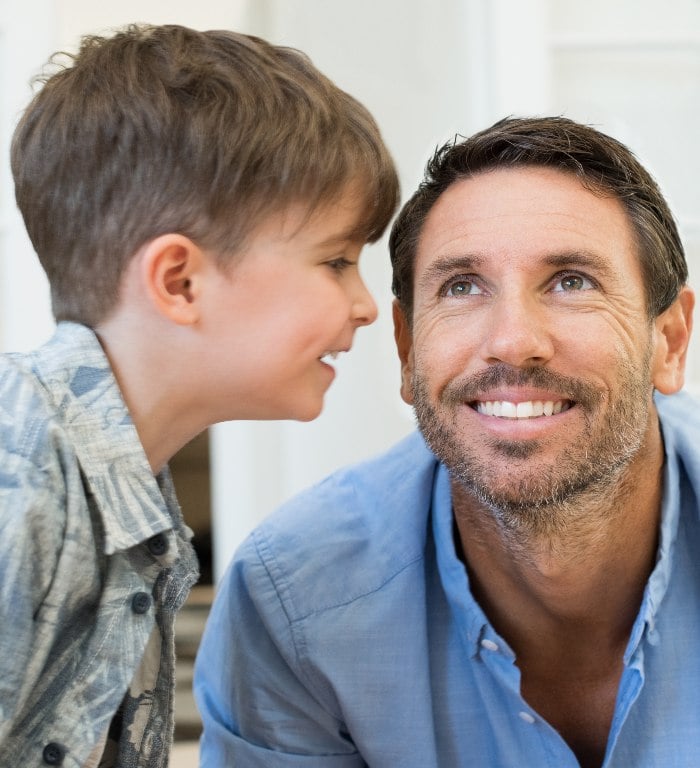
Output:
(0, 23), (398, 768)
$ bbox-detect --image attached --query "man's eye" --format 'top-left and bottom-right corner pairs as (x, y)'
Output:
(445, 279), (481, 297)
(553, 273), (594, 292)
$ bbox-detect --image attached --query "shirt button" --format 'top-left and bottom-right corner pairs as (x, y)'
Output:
(519, 711), (536, 724)
(131, 591), (152, 614)
(480, 639), (499, 652)
(147, 533), (169, 557)
(43, 742), (67, 765)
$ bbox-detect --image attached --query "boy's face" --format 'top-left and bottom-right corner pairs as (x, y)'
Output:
(199, 189), (378, 422)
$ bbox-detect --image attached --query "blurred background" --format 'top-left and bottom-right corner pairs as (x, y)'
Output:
(2, 0), (700, 759)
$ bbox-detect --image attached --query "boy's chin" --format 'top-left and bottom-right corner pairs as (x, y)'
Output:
(290, 401), (325, 422)
(253, 398), (325, 423)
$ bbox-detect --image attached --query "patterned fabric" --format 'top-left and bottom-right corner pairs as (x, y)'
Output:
(195, 391), (700, 767)
(0, 322), (199, 768)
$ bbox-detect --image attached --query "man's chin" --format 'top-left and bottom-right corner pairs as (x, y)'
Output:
(487, 438), (544, 460)
(460, 477), (564, 513)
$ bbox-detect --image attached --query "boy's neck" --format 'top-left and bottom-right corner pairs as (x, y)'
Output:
(94, 320), (205, 474)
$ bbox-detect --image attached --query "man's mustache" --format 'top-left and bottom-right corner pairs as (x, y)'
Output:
(438, 364), (602, 409)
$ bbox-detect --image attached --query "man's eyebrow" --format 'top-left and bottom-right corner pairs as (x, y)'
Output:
(543, 251), (615, 277)
(418, 255), (484, 292)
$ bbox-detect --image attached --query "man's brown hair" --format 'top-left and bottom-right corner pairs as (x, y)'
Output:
(12, 24), (399, 326)
(390, 116), (687, 322)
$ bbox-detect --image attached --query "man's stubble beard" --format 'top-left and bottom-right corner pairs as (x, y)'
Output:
(412, 354), (654, 539)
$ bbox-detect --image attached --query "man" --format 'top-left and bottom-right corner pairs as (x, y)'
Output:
(195, 117), (697, 768)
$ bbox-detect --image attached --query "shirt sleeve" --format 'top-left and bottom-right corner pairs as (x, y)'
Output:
(194, 535), (367, 767)
(0, 434), (64, 740)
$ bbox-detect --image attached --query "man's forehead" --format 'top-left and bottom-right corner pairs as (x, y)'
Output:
(422, 166), (609, 225)
(414, 166), (636, 273)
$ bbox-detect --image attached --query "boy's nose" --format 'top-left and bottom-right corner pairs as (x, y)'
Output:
(352, 276), (378, 327)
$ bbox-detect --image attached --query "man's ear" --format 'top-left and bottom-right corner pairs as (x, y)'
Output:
(393, 299), (415, 405)
(139, 234), (205, 325)
(652, 285), (695, 395)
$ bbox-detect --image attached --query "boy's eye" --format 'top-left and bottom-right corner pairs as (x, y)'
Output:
(444, 278), (481, 297)
(553, 273), (595, 292)
(326, 257), (353, 272)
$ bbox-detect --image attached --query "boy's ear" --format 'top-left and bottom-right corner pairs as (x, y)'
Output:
(393, 299), (415, 405)
(652, 285), (695, 395)
(139, 234), (205, 325)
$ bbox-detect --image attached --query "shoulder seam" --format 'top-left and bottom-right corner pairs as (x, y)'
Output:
(295, 552), (424, 623)
(254, 523), (424, 624)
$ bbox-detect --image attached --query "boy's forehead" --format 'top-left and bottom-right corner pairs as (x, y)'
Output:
(253, 186), (370, 246)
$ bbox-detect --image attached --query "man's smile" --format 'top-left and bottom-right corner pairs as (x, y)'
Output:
(473, 399), (573, 418)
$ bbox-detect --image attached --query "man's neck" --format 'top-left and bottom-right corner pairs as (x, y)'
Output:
(451, 422), (665, 768)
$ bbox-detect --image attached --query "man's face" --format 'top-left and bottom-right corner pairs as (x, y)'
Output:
(394, 166), (682, 515)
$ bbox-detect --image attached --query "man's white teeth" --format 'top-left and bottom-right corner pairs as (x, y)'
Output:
(475, 400), (570, 418)
(321, 351), (340, 363)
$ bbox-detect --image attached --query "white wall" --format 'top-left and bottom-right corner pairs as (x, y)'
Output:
(2, 0), (699, 580)
(0, 1), (56, 352)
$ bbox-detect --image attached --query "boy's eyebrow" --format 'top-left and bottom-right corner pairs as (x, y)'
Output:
(316, 222), (367, 248)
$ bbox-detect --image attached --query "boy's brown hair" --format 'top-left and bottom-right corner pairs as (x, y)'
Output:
(12, 24), (399, 326)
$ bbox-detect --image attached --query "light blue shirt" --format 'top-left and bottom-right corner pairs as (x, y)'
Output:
(195, 391), (700, 767)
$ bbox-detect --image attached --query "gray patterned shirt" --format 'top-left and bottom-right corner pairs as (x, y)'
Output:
(0, 322), (199, 767)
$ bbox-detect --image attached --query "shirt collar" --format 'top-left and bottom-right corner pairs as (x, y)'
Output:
(30, 322), (180, 554)
(432, 462), (497, 657)
(625, 407), (683, 660)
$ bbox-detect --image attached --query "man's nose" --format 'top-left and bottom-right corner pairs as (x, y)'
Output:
(479, 291), (554, 367)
